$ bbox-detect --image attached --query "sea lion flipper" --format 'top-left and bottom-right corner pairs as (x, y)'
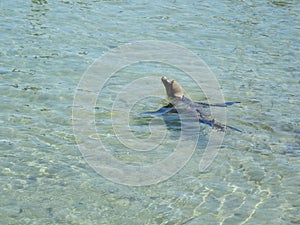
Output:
(226, 101), (240, 105)
(142, 104), (176, 116)
(195, 101), (240, 107)
(226, 125), (242, 132)
(199, 118), (242, 132)
(199, 118), (214, 127)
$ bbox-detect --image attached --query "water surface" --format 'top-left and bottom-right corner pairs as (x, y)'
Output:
(1, 0), (299, 224)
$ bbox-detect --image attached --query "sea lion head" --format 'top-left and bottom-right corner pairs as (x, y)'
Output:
(161, 76), (184, 99)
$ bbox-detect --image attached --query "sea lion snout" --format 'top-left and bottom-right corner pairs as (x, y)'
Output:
(161, 76), (183, 99)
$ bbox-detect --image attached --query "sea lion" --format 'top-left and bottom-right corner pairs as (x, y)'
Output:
(143, 76), (241, 132)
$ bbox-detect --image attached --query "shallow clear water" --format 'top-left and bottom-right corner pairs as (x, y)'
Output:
(1, 0), (299, 224)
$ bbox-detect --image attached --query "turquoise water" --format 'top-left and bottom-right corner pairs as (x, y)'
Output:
(1, 0), (299, 224)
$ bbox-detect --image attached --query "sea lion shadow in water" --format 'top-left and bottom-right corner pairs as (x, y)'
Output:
(142, 76), (242, 133)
